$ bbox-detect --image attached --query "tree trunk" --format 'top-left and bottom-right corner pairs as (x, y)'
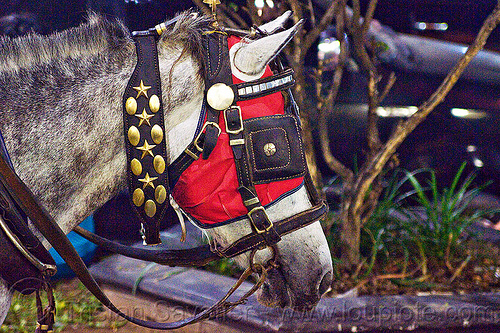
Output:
(339, 184), (361, 268)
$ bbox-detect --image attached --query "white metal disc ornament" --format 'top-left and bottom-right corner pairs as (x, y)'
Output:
(206, 83), (234, 110)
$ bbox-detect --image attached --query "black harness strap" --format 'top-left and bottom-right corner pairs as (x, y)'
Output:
(123, 32), (169, 245)
(227, 107), (282, 245)
(200, 31), (231, 159)
(73, 199), (327, 264)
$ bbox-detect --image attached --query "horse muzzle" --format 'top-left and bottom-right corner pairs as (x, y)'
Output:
(257, 263), (333, 311)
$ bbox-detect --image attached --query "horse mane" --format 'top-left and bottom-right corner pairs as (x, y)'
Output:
(159, 11), (210, 78)
(0, 13), (129, 73)
(0, 10), (209, 74)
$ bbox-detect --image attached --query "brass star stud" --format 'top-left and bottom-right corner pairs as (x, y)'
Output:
(135, 108), (154, 127)
(133, 80), (152, 99)
(139, 172), (158, 189)
(137, 140), (156, 159)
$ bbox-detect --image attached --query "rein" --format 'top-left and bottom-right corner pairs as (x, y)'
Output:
(0, 14), (328, 331)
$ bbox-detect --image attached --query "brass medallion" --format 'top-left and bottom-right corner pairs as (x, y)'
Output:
(153, 155), (165, 174)
(130, 158), (142, 176)
(206, 83), (234, 110)
(125, 97), (137, 115)
(145, 200), (157, 217)
(263, 143), (277, 156)
(128, 126), (140, 146)
(151, 124), (163, 144)
(155, 185), (167, 204)
(132, 188), (145, 207)
(149, 94), (160, 113)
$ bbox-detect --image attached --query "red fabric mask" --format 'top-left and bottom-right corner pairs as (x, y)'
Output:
(172, 36), (303, 227)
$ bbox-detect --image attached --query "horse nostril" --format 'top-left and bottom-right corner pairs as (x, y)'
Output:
(318, 270), (333, 296)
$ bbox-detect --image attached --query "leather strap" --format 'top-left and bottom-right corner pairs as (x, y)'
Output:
(217, 200), (327, 258)
(73, 198), (327, 265)
(200, 31), (232, 159)
(224, 105), (281, 246)
(34, 283), (55, 333)
(74, 227), (218, 266)
(123, 33), (169, 245)
(0, 132), (56, 295)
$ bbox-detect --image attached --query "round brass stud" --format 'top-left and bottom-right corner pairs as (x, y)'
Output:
(126, 97), (137, 115)
(132, 188), (145, 207)
(149, 94), (160, 113)
(206, 83), (234, 111)
(128, 126), (140, 146)
(145, 200), (157, 217)
(155, 185), (167, 204)
(151, 124), (163, 144)
(263, 142), (277, 157)
(153, 155), (165, 174)
(130, 158), (142, 176)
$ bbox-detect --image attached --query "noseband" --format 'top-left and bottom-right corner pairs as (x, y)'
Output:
(0, 15), (328, 331)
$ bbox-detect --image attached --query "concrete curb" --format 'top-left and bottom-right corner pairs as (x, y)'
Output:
(89, 254), (500, 332)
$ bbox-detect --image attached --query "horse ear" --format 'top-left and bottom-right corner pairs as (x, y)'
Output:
(231, 20), (303, 76)
(257, 10), (292, 34)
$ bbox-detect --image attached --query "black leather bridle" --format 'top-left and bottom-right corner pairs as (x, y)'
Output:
(0, 14), (328, 331)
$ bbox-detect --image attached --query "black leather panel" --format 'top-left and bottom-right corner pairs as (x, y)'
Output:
(122, 34), (167, 245)
(244, 115), (306, 184)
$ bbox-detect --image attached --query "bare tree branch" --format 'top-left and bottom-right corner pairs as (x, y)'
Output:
(245, 0), (261, 26)
(349, 0), (376, 72)
(219, 2), (248, 29)
(366, 72), (382, 151)
(307, 0), (317, 26)
(302, 0), (340, 58)
(318, 3), (353, 181)
(361, 0), (378, 39)
(352, 0), (500, 233)
(378, 72), (397, 104)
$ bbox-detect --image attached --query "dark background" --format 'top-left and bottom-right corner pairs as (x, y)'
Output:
(3, 0), (500, 232)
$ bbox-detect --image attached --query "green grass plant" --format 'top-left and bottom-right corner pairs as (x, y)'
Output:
(339, 162), (497, 289)
(399, 162), (492, 269)
(1, 281), (125, 333)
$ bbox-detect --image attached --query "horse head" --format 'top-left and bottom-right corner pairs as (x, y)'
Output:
(0, 11), (333, 326)
(192, 12), (333, 311)
(143, 11), (332, 311)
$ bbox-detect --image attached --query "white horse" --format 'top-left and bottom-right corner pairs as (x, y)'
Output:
(0, 11), (332, 325)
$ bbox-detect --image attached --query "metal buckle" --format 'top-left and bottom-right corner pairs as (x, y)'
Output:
(224, 106), (243, 134)
(247, 206), (273, 234)
(194, 121), (221, 152)
(184, 147), (199, 160)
